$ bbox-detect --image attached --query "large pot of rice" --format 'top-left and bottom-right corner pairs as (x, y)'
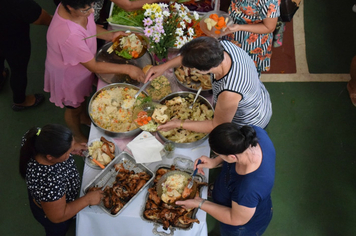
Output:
(89, 83), (148, 137)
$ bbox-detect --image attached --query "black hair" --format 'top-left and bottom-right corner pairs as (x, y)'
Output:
(209, 123), (258, 155)
(19, 124), (73, 179)
(179, 36), (225, 71)
(61, 0), (98, 12)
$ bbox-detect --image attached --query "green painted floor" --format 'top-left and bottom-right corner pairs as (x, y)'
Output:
(1, 1), (356, 235)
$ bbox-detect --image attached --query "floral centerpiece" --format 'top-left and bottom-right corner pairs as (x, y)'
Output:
(142, 2), (201, 61)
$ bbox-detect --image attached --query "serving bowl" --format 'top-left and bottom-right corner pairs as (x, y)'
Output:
(199, 10), (233, 38)
(157, 91), (214, 148)
(95, 41), (154, 85)
(89, 83), (148, 137)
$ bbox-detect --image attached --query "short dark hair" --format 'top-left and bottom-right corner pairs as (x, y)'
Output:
(209, 123), (258, 155)
(61, 0), (98, 10)
(19, 124), (73, 179)
(179, 37), (224, 71)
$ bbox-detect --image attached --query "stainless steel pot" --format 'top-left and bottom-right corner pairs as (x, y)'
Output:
(89, 83), (148, 137)
(157, 91), (214, 148)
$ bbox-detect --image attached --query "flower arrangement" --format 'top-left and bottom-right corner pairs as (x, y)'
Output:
(142, 2), (200, 61)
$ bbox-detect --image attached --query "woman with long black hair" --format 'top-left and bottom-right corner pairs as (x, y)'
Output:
(20, 124), (103, 236)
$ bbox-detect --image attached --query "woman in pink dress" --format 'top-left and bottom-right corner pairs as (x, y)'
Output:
(45, 0), (145, 142)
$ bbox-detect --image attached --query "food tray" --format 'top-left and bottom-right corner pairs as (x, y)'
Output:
(84, 136), (120, 170)
(140, 157), (207, 235)
(107, 3), (144, 32)
(84, 151), (155, 217)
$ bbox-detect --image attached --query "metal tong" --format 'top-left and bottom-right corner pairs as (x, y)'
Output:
(187, 159), (202, 189)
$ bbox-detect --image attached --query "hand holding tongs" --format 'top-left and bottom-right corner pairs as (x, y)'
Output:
(187, 159), (202, 189)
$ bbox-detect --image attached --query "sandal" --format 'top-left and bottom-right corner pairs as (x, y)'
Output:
(12, 94), (45, 111)
(0, 68), (9, 91)
(347, 82), (356, 107)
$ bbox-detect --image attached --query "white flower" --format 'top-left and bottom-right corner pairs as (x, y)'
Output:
(175, 28), (184, 36)
(174, 3), (181, 11)
(184, 16), (192, 24)
(188, 27), (195, 36)
(163, 10), (170, 17)
(193, 12), (199, 21)
(155, 11), (163, 19)
(144, 9), (152, 17)
(175, 38), (185, 48)
(179, 11), (187, 19)
(180, 22), (186, 30)
(158, 3), (168, 8)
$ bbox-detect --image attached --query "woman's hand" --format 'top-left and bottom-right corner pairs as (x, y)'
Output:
(194, 155), (216, 175)
(157, 119), (181, 132)
(224, 23), (241, 34)
(144, 64), (168, 82)
(175, 197), (202, 210)
(71, 142), (88, 156)
(111, 31), (129, 42)
(85, 189), (104, 206)
(127, 65), (145, 82)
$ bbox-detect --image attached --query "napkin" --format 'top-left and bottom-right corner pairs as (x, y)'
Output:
(127, 131), (163, 163)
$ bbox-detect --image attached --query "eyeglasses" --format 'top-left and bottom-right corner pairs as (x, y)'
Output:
(80, 4), (94, 14)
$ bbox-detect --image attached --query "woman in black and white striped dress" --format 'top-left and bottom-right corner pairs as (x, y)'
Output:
(145, 37), (272, 134)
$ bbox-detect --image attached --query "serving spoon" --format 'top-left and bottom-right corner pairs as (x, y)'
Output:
(189, 87), (202, 109)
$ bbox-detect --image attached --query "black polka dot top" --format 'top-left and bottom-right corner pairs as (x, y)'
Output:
(26, 155), (80, 206)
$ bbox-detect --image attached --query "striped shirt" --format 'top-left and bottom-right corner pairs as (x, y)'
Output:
(212, 40), (272, 129)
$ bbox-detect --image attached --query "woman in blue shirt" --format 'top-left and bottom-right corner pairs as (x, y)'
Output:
(176, 122), (276, 235)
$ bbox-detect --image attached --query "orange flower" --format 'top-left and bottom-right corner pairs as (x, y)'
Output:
(267, 4), (277, 17)
(244, 6), (255, 16)
(247, 34), (258, 44)
(250, 47), (263, 54)
(244, 18), (253, 24)
(261, 35), (269, 44)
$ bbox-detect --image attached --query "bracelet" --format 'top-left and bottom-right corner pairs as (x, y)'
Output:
(180, 119), (185, 129)
(198, 199), (206, 210)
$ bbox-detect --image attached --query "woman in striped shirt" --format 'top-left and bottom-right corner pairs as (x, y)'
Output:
(145, 37), (272, 133)
(224, 0), (280, 76)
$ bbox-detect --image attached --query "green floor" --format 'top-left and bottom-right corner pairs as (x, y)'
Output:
(1, 1), (356, 235)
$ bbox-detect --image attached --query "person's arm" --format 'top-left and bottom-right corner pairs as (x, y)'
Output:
(195, 155), (224, 175)
(32, 9), (52, 26)
(41, 190), (103, 223)
(111, 0), (169, 12)
(144, 55), (183, 82)
(177, 198), (255, 226)
(227, 17), (278, 34)
(158, 91), (242, 133)
(81, 58), (145, 82)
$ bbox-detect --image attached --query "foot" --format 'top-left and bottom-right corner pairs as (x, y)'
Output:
(347, 82), (356, 106)
(12, 94), (45, 111)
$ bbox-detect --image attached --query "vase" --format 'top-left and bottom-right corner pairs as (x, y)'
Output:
(153, 54), (168, 65)
(153, 48), (180, 65)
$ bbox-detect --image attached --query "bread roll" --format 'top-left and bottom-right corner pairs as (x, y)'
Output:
(143, 65), (153, 74)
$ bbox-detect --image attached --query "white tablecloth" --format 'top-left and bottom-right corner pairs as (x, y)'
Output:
(76, 80), (211, 236)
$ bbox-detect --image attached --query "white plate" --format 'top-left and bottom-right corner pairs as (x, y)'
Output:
(199, 10), (233, 38)
(84, 137), (120, 169)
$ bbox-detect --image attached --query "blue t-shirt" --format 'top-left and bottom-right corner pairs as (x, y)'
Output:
(212, 126), (275, 232)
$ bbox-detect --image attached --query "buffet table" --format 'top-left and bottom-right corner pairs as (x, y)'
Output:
(76, 79), (211, 236)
